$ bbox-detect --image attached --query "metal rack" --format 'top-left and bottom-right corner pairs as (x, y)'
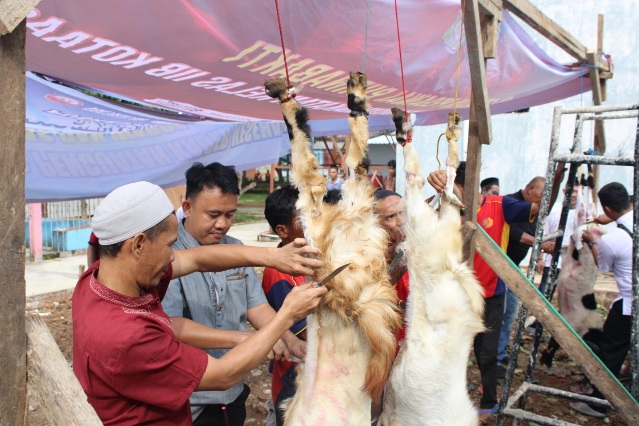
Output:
(497, 104), (639, 425)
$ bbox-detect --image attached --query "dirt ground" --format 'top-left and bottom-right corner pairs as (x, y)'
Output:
(26, 284), (629, 425)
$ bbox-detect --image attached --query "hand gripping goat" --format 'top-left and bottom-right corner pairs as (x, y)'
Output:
(265, 73), (402, 425)
(381, 110), (485, 426)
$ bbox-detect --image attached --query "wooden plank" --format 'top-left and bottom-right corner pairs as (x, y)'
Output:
(468, 221), (639, 424)
(0, 0), (41, 35)
(477, 0), (503, 19)
(322, 137), (337, 165)
(464, 0), (492, 145)
(480, 10), (501, 59)
(504, 0), (591, 64)
(27, 316), (103, 425)
(462, 97), (483, 263)
(0, 20), (27, 425)
(597, 14), (608, 102)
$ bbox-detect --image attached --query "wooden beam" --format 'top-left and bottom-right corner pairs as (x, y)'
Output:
(477, 0), (503, 19)
(0, 19), (27, 425)
(463, 0), (492, 145)
(469, 222), (639, 424)
(597, 14), (608, 102)
(0, 0), (41, 35)
(322, 137), (337, 165)
(462, 96), (483, 263)
(504, 0), (590, 64)
(27, 316), (103, 425)
(587, 49), (606, 155)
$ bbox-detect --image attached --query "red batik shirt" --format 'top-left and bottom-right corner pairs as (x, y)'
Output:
(72, 262), (208, 425)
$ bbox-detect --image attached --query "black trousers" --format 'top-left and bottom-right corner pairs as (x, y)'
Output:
(591, 300), (632, 402)
(193, 384), (251, 426)
(474, 293), (505, 409)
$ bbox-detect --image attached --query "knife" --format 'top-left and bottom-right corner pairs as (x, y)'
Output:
(387, 249), (405, 275)
(313, 263), (351, 288)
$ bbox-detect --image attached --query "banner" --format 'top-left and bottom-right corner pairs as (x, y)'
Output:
(24, 0), (593, 200)
(26, 73), (290, 201)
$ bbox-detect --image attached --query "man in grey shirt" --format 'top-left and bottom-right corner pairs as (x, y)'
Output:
(163, 162), (306, 426)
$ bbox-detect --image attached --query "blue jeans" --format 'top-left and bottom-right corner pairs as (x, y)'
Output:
(497, 286), (519, 363)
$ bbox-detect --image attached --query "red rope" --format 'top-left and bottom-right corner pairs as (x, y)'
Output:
(274, 0), (291, 88)
(393, 0), (411, 143)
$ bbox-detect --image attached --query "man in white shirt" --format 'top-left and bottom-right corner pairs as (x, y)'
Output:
(573, 182), (633, 416)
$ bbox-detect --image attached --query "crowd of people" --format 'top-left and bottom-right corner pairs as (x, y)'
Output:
(73, 156), (634, 424)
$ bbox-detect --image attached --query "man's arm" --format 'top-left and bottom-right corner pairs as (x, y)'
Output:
(171, 238), (322, 279)
(197, 283), (326, 391)
(247, 303), (306, 360)
(171, 317), (251, 349)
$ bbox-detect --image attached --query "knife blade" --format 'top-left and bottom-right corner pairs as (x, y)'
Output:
(313, 263), (351, 288)
(387, 249), (405, 275)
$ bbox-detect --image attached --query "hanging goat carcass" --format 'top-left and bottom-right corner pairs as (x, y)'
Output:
(540, 226), (604, 368)
(264, 72), (402, 425)
(381, 110), (485, 426)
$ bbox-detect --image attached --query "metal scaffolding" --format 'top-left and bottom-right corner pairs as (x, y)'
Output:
(497, 104), (639, 425)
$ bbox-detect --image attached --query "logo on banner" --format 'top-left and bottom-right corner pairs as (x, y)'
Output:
(45, 94), (83, 107)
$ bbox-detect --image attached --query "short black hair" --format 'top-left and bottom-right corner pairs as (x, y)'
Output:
(323, 188), (343, 205)
(455, 161), (466, 186)
(599, 182), (630, 213)
(329, 164), (339, 171)
(264, 184), (299, 231)
(480, 177), (499, 191)
(387, 159), (396, 168)
(185, 162), (239, 200)
(98, 214), (173, 258)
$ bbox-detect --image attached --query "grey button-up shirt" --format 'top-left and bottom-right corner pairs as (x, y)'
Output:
(162, 219), (267, 409)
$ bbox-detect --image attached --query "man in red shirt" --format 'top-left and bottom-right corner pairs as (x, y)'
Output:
(73, 181), (326, 425)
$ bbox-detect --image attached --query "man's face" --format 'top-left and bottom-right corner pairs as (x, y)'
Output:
(569, 187), (579, 209)
(388, 166), (396, 177)
(136, 215), (178, 289)
(482, 184), (499, 197)
(526, 180), (546, 204)
(183, 186), (238, 245)
(376, 195), (405, 249)
(329, 168), (338, 180)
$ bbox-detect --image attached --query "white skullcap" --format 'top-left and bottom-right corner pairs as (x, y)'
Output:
(92, 181), (174, 245)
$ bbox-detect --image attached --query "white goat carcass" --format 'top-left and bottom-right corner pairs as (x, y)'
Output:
(381, 110), (485, 426)
(265, 73), (402, 425)
(541, 226), (604, 368)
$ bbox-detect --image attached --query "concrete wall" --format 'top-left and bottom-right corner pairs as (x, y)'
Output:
(399, 0), (637, 202)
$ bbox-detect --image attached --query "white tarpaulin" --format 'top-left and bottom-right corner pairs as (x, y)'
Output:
(25, 0), (593, 200)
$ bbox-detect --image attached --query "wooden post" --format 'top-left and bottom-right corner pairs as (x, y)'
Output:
(464, 0), (493, 145)
(468, 222), (639, 424)
(0, 19), (27, 424)
(27, 316), (103, 425)
(462, 97), (483, 263)
(269, 163), (275, 193)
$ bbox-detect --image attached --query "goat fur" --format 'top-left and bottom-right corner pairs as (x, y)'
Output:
(381, 110), (485, 426)
(265, 74), (402, 425)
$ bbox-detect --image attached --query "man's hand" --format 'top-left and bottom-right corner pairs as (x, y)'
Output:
(284, 334), (307, 361)
(536, 258), (545, 275)
(272, 238), (323, 276)
(541, 241), (555, 253)
(582, 230), (599, 245)
(269, 339), (292, 362)
(427, 170), (447, 193)
(280, 282), (327, 322)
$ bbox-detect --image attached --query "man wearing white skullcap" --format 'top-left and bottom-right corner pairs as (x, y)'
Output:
(72, 181), (326, 425)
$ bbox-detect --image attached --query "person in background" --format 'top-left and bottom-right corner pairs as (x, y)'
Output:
(496, 176), (554, 376)
(573, 182), (634, 417)
(261, 184), (308, 426)
(73, 181), (325, 425)
(162, 162), (308, 426)
(383, 159), (397, 191)
(473, 165), (564, 420)
(480, 177), (500, 198)
(362, 156), (383, 190)
(326, 164), (344, 191)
